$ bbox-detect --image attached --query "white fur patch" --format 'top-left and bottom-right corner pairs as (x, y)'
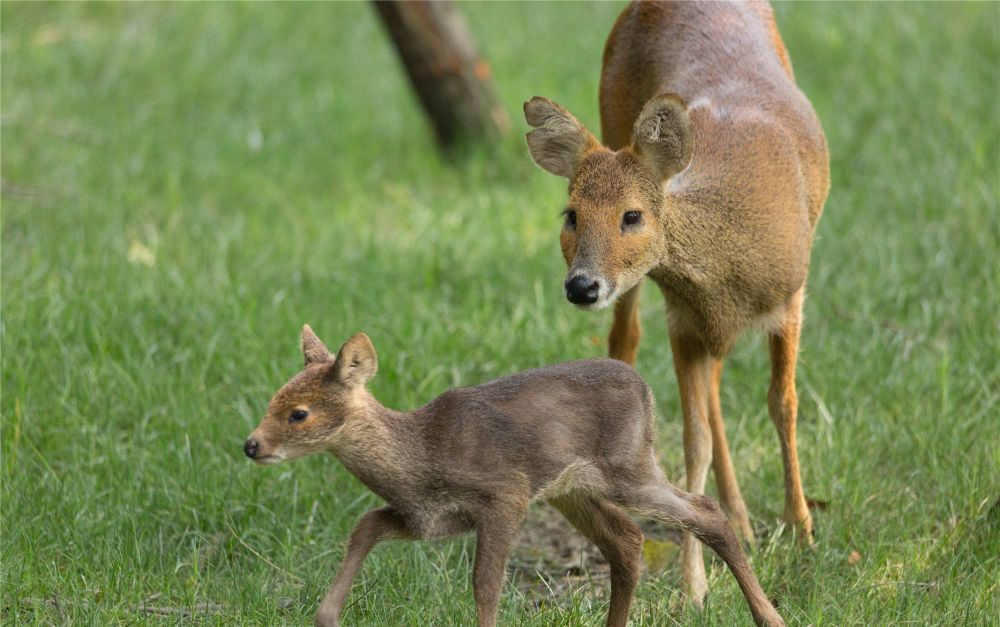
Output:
(749, 305), (787, 334)
(535, 459), (607, 501)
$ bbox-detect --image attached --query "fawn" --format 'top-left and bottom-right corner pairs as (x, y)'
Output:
(524, 0), (829, 605)
(245, 326), (784, 627)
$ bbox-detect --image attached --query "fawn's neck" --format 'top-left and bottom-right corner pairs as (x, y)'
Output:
(327, 390), (419, 504)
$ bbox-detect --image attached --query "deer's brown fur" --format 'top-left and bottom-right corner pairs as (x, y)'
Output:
(525, 0), (829, 604)
(246, 326), (784, 627)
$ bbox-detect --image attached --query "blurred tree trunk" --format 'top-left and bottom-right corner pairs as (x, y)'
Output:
(372, 0), (509, 152)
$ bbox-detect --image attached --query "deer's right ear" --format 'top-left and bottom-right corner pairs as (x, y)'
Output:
(332, 333), (378, 388)
(302, 324), (333, 367)
(524, 97), (598, 179)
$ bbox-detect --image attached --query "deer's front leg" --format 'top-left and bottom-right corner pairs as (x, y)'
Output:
(472, 509), (524, 627)
(670, 332), (714, 606)
(315, 506), (411, 627)
(608, 283), (642, 365)
(708, 358), (754, 541)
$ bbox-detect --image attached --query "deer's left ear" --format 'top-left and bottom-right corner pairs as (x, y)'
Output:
(302, 324), (333, 367)
(332, 333), (378, 387)
(631, 94), (693, 182)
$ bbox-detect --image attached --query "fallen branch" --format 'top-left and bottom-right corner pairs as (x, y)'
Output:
(20, 596), (225, 617)
(140, 601), (224, 616)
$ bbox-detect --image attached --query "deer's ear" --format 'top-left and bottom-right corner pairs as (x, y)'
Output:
(332, 333), (378, 387)
(302, 324), (333, 367)
(631, 94), (693, 182)
(524, 97), (599, 179)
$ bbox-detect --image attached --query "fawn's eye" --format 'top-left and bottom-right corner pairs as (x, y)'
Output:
(622, 211), (642, 228)
(289, 409), (309, 423)
(564, 209), (577, 228)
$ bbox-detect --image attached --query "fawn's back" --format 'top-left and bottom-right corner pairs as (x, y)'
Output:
(409, 358), (656, 498)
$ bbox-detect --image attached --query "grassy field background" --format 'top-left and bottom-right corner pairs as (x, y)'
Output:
(2, 2), (998, 624)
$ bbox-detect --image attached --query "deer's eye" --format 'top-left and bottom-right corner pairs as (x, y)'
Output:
(564, 209), (577, 228)
(289, 409), (309, 423)
(622, 211), (642, 227)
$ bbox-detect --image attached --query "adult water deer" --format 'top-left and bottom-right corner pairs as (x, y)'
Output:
(524, 0), (829, 604)
(245, 326), (784, 627)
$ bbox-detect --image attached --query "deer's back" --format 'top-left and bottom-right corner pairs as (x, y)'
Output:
(601, 0), (828, 234)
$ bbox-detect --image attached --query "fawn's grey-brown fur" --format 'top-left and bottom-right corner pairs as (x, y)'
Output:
(246, 326), (783, 627)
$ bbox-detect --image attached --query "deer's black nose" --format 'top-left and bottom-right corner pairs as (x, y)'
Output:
(565, 275), (600, 305)
(244, 438), (259, 459)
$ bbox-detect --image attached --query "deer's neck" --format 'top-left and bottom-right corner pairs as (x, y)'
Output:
(651, 195), (714, 298)
(650, 194), (757, 356)
(328, 392), (419, 505)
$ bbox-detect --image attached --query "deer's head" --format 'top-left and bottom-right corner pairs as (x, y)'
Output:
(525, 94), (692, 309)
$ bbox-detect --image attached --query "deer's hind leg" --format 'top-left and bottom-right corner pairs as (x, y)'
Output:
(549, 495), (643, 627)
(768, 288), (812, 541)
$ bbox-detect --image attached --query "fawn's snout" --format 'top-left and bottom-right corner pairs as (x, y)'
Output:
(243, 430), (282, 464)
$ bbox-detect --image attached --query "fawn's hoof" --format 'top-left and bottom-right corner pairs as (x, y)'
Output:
(315, 612), (339, 627)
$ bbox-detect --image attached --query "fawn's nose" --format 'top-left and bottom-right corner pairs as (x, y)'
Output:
(565, 274), (600, 305)
(244, 438), (259, 459)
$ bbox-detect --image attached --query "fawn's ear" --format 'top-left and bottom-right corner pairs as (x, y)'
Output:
(631, 94), (693, 182)
(524, 96), (599, 179)
(332, 332), (378, 387)
(302, 324), (333, 367)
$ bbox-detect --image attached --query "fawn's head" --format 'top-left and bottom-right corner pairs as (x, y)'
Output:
(244, 326), (377, 465)
(525, 94), (692, 309)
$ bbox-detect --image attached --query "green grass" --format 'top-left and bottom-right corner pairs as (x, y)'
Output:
(2, 1), (998, 624)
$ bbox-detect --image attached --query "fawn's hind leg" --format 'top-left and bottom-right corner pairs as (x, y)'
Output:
(549, 495), (643, 627)
(316, 507), (412, 627)
(611, 471), (784, 627)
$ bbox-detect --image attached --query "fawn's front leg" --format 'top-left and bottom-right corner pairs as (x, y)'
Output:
(472, 509), (524, 627)
(315, 507), (411, 627)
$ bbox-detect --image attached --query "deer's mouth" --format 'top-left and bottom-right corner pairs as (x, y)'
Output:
(573, 294), (616, 311)
(253, 454), (284, 466)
